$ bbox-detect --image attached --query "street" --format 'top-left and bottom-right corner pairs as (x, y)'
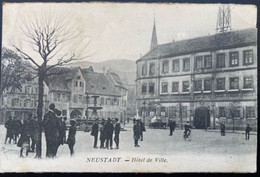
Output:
(0, 124), (257, 172)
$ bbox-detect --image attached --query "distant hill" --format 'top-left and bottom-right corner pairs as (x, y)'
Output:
(67, 59), (136, 85)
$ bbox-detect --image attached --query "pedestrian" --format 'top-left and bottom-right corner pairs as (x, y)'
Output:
(91, 119), (99, 148)
(99, 119), (106, 149)
(245, 124), (252, 140)
(28, 113), (37, 152)
(169, 119), (176, 136)
(133, 119), (141, 147)
(13, 117), (22, 144)
(114, 118), (121, 149)
(4, 116), (14, 144)
(17, 117), (30, 158)
(42, 103), (61, 158)
(59, 117), (67, 145)
(104, 118), (114, 149)
(67, 120), (77, 156)
(140, 120), (146, 141)
(220, 123), (225, 136)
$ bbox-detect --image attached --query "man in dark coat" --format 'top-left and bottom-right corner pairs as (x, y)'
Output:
(133, 119), (141, 147)
(168, 118), (176, 136)
(43, 103), (61, 158)
(104, 118), (114, 149)
(245, 124), (252, 140)
(220, 123), (225, 136)
(114, 118), (121, 149)
(28, 113), (37, 152)
(17, 116), (30, 157)
(91, 119), (99, 148)
(5, 116), (14, 144)
(99, 119), (106, 148)
(13, 117), (22, 144)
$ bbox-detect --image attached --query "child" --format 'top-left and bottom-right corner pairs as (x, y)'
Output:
(17, 118), (30, 158)
(67, 120), (77, 156)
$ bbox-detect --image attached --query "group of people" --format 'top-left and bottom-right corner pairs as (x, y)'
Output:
(4, 114), (38, 157)
(90, 118), (121, 149)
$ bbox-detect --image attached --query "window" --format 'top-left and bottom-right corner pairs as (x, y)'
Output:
(204, 55), (212, 69)
(229, 52), (239, 67)
(149, 63), (155, 75)
(204, 79), (212, 91)
(31, 100), (34, 107)
(162, 82), (168, 93)
(162, 60), (169, 73)
(219, 107), (226, 117)
(230, 77), (239, 90)
(12, 98), (19, 107)
(75, 81), (78, 87)
(194, 80), (202, 91)
(246, 106), (255, 118)
(182, 81), (190, 92)
(100, 98), (104, 105)
(172, 60), (180, 72)
(25, 86), (31, 94)
(183, 58), (190, 71)
(196, 56), (203, 70)
(141, 84), (147, 95)
(79, 95), (83, 103)
(80, 82), (83, 87)
(244, 76), (253, 89)
(232, 107), (241, 117)
(73, 95), (78, 103)
(149, 83), (155, 94)
(216, 78), (225, 90)
(172, 82), (179, 93)
(141, 64), (147, 76)
(216, 53), (225, 68)
(77, 76), (81, 79)
(243, 50), (253, 65)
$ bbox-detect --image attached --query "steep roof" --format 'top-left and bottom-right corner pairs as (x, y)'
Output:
(45, 67), (74, 92)
(106, 71), (127, 89)
(138, 28), (257, 61)
(82, 69), (120, 96)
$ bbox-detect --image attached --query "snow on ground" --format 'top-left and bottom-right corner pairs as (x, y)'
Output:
(0, 124), (257, 172)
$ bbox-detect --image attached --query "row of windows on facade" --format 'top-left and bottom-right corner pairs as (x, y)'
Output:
(141, 50), (254, 76)
(6, 86), (39, 94)
(141, 76), (254, 94)
(10, 98), (37, 108)
(59, 110), (121, 118)
(147, 106), (255, 119)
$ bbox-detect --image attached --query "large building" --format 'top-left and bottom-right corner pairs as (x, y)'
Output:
(0, 66), (128, 124)
(136, 22), (257, 130)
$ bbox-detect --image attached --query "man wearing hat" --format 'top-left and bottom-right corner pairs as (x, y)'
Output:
(104, 118), (114, 149)
(43, 103), (61, 158)
(91, 118), (99, 148)
(99, 119), (106, 148)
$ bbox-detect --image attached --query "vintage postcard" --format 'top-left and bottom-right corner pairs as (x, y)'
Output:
(0, 2), (257, 173)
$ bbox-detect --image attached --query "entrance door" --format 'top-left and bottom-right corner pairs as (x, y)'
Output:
(194, 107), (210, 129)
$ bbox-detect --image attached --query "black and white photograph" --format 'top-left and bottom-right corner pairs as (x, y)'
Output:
(0, 1), (257, 172)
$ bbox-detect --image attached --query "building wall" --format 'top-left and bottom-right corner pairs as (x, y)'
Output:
(136, 44), (257, 130)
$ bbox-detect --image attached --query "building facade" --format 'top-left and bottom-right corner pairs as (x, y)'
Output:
(136, 26), (257, 130)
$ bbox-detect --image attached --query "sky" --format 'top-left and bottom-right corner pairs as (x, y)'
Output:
(2, 3), (257, 64)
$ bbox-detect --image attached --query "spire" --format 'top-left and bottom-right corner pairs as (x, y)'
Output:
(150, 15), (158, 51)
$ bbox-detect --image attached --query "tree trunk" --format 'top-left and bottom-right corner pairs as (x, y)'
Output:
(35, 71), (45, 158)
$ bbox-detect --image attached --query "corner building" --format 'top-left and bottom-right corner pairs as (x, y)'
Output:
(136, 27), (257, 130)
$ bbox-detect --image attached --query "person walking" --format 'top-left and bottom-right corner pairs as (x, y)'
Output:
(133, 119), (141, 147)
(17, 117), (30, 158)
(245, 124), (252, 140)
(104, 118), (114, 149)
(5, 116), (14, 144)
(99, 119), (106, 149)
(13, 117), (22, 144)
(114, 118), (121, 149)
(220, 123), (225, 136)
(168, 118), (176, 136)
(43, 103), (61, 158)
(91, 119), (99, 149)
(67, 120), (77, 156)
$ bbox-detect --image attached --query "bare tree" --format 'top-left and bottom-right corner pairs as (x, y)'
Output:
(11, 11), (91, 158)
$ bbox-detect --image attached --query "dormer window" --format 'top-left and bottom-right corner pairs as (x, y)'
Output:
(77, 76), (81, 80)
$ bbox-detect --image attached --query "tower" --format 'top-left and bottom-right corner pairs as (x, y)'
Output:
(150, 17), (158, 50)
(216, 5), (232, 34)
